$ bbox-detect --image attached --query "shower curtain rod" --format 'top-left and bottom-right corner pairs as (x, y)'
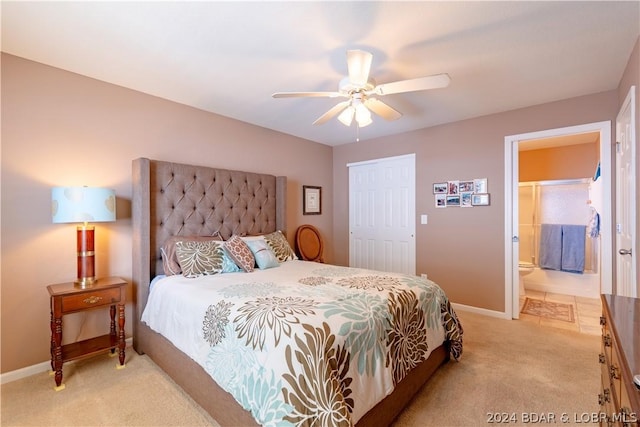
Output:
(519, 178), (591, 187)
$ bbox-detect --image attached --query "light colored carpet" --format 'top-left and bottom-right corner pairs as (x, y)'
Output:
(521, 297), (575, 322)
(0, 350), (218, 427)
(393, 311), (599, 426)
(1, 311), (600, 426)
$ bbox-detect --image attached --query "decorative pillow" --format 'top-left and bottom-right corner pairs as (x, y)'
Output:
(264, 230), (298, 262)
(221, 247), (241, 273)
(175, 240), (224, 278)
(224, 235), (255, 272)
(245, 239), (279, 270)
(241, 231), (297, 263)
(161, 235), (222, 275)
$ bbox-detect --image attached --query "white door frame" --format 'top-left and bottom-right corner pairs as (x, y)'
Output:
(504, 121), (612, 319)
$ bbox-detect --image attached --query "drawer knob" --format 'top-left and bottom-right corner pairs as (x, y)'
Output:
(83, 296), (103, 304)
(609, 364), (620, 380)
(598, 389), (610, 406)
(603, 334), (612, 347)
(599, 353), (606, 364)
(600, 316), (606, 326)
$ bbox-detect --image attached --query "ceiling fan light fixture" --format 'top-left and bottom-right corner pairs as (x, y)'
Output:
(338, 106), (355, 126)
(272, 49), (451, 131)
(354, 103), (372, 127)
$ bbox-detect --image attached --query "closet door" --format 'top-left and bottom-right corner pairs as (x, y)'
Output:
(348, 154), (416, 275)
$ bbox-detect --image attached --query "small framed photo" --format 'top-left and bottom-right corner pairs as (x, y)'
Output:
(448, 180), (459, 195)
(435, 194), (447, 208)
(446, 194), (460, 207)
(459, 181), (474, 193)
(433, 182), (448, 194)
(461, 192), (473, 207)
(472, 193), (490, 206)
(303, 185), (321, 215)
(474, 178), (488, 194)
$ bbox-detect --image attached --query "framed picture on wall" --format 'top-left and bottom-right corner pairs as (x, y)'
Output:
(433, 182), (448, 194)
(446, 195), (461, 206)
(474, 178), (488, 194)
(448, 180), (459, 195)
(303, 185), (322, 215)
(459, 181), (474, 192)
(461, 192), (473, 207)
(472, 193), (490, 206)
(435, 194), (447, 208)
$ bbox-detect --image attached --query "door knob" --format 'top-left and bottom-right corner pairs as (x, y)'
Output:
(618, 248), (632, 256)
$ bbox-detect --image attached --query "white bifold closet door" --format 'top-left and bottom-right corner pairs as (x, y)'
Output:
(348, 154), (416, 275)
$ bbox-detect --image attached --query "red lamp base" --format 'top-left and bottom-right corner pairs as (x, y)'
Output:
(75, 225), (96, 288)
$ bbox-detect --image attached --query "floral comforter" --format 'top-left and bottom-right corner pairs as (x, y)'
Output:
(141, 260), (463, 426)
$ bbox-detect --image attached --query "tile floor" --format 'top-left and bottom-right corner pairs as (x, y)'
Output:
(518, 289), (602, 335)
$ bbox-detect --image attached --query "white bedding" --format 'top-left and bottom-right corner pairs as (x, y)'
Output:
(141, 260), (462, 426)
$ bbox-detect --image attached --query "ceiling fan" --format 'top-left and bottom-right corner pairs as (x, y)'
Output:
(272, 49), (451, 128)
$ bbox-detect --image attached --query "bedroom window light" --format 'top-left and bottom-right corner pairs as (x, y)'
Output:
(51, 186), (116, 288)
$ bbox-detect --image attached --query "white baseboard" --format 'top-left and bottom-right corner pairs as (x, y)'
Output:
(1, 360), (52, 385)
(1, 337), (133, 385)
(452, 302), (511, 319)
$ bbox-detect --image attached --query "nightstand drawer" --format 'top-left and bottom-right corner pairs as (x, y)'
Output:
(61, 287), (121, 312)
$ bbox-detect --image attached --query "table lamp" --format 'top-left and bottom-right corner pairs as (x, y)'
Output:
(52, 186), (116, 288)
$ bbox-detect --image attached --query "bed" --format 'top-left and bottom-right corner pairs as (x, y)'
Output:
(132, 157), (463, 426)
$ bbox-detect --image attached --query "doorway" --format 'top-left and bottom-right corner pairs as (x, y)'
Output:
(504, 121), (612, 319)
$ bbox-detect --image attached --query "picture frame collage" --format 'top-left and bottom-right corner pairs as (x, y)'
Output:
(433, 178), (490, 208)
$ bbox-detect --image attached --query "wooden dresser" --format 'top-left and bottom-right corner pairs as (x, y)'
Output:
(599, 294), (640, 426)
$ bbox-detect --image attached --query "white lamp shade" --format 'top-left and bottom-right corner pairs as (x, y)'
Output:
(338, 106), (355, 126)
(355, 103), (373, 127)
(52, 187), (116, 223)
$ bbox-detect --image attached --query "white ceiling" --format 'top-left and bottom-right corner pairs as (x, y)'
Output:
(2, 1), (638, 147)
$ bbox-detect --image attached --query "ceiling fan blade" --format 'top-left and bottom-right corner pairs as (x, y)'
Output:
(373, 73), (451, 96)
(312, 100), (351, 125)
(272, 91), (342, 98)
(364, 98), (402, 121)
(347, 49), (373, 86)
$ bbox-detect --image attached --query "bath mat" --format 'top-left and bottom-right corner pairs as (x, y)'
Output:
(521, 297), (575, 323)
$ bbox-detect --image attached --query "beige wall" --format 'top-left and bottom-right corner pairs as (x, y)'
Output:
(332, 91), (619, 313)
(519, 143), (599, 182)
(0, 54), (334, 373)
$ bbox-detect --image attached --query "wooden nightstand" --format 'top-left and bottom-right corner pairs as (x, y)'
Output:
(47, 277), (126, 390)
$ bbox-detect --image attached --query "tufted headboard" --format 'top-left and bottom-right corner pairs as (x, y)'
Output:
(132, 158), (286, 351)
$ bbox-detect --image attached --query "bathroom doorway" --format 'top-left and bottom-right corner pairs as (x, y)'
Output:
(504, 121), (612, 320)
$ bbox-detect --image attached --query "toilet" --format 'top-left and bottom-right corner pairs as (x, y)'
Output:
(518, 262), (535, 295)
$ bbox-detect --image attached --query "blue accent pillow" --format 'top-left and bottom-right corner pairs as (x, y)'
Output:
(221, 247), (241, 273)
(245, 239), (279, 270)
